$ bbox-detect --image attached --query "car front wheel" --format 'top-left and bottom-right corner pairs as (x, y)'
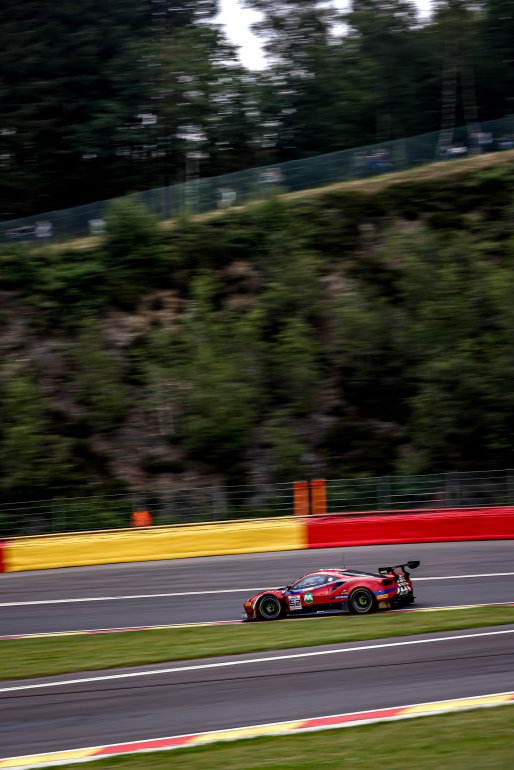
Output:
(257, 595), (284, 621)
(349, 587), (376, 615)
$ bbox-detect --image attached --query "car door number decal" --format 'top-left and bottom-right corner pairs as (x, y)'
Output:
(288, 595), (302, 611)
(397, 576), (408, 595)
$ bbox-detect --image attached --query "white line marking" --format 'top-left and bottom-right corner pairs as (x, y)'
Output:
(0, 587), (268, 608)
(2, 628), (514, 694)
(395, 601), (514, 612)
(416, 572), (514, 581)
(1, 571), (514, 608)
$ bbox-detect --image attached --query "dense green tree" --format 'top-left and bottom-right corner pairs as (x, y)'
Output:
(5, 147), (514, 510)
(102, 198), (164, 305)
(0, 0), (244, 217)
(74, 323), (128, 431)
(0, 0), (153, 216)
(329, 288), (405, 418)
(0, 372), (78, 499)
(152, 25), (262, 184)
(479, 0), (514, 119)
(345, 0), (439, 141)
(174, 275), (262, 463)
(247, 0), (439, 155)
(247, 0), (348, 156)
(3, 0), (514, 221)
(262, 410), (306, 481)
(254, 198), (324, 317)
(271, 317), (321, 414)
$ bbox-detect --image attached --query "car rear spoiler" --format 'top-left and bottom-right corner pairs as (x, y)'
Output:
(378, 560), (420, 576)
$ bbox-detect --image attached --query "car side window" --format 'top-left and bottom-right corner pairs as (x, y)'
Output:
(320, 576), (346, 589)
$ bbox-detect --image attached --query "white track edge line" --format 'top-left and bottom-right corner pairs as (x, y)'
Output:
(2, 570), (514, 608)
(0, 587), (267, 607)
(2, 628), (514, 693)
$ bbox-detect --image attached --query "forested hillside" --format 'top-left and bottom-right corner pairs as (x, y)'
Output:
(2, 156), (514, 503)
(1, 0), (514, 218)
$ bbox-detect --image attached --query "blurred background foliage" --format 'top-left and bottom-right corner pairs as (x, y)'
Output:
(3, 0), (514, 504)
(1, 1), (514, 218)
(2, 162), (514, 499)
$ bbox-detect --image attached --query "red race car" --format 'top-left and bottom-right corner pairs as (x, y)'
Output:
(242, 561), (420, 621)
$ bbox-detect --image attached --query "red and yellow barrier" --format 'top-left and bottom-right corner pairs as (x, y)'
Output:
(3, 476), (514, 572)
(3, 516), (306, 572)
(306, 506), (514, 549)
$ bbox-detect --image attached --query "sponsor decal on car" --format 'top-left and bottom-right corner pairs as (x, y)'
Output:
(303, 592), (314, 604)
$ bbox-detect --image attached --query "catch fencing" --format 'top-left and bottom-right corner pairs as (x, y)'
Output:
(1, 468), (514, 537)
(2, 115), (514, 245)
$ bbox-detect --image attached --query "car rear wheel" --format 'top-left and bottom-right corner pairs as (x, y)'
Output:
(257, 595), (284, 621)
(349, 587), (376, 615)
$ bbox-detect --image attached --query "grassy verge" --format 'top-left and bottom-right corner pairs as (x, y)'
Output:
(2, 605), (514, 681)
(34, 704), (514, 770)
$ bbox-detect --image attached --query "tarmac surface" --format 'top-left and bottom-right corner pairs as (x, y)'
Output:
(1, 540), (513, 634)
(1, 625), (514, 757)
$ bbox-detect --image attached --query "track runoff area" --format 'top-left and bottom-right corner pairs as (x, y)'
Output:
(1, 540), (514, 768)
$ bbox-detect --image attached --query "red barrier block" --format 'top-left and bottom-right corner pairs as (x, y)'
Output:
(131, 511), (153, 527)
(310, 479), (327, 516)
(294, 481), (310, 517)
(0, 541), (5, 573)
(306, 506), (514, 549)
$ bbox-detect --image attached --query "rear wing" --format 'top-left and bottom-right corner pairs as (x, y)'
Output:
(378, 560), (420, 576)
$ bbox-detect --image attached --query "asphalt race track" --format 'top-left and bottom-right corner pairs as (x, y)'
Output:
(1, 540), (514, 762)
(1, 540), (513, 635)
(1, 626), (514, 757)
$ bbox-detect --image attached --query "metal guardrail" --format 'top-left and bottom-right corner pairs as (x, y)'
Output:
(0, 469), (513, 537)
(1, 115), (513, 245)
(324, 469), (514, 514)
(0, 483), (295, 537)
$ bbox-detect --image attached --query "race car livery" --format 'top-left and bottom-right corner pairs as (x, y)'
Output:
(242, 561), (420, 621)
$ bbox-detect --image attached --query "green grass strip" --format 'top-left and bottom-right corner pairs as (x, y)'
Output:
(2, 605), (514, 681)
(30, 703), (514, 770)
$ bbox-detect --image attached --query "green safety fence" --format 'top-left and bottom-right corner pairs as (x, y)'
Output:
(2, 115), (514, 245)
(1, 469), (514, 537)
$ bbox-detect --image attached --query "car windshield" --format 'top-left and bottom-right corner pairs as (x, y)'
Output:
(292, 574), (336, 590)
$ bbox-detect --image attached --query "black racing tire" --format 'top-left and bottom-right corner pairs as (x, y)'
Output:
(349, 587), (376, 615)
(256, 594), (284, 621)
